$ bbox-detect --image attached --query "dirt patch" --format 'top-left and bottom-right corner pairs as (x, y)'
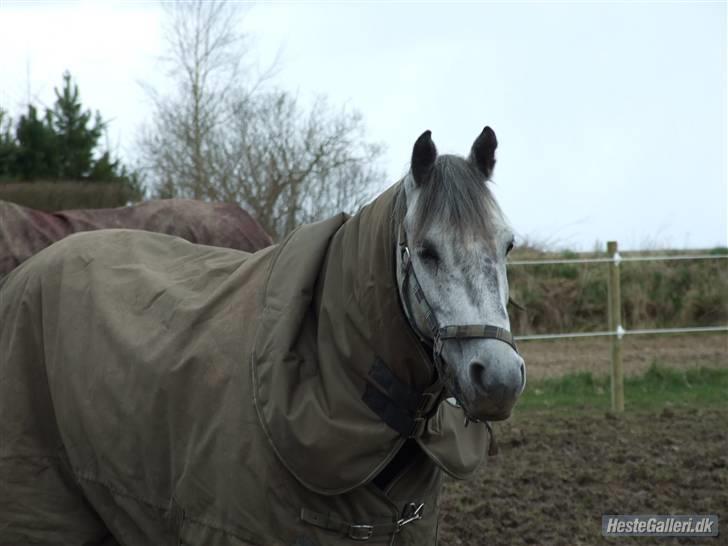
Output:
(439, 407), (727, 546)
(519, 333), (727, 381)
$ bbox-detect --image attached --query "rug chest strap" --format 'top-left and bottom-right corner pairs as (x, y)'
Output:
(300, 502), (425, 541)
(362, 383), (432, 438)
(300, 508), (399, 541)
(362, 359), (443, 438)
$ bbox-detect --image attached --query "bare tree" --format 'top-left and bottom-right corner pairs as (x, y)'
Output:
(138, 0), (258, 199)
(213, 91), (384, 238)
(137, 0), (385, 240)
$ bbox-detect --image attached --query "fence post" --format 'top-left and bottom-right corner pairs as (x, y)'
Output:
(607, 241), (624, 412)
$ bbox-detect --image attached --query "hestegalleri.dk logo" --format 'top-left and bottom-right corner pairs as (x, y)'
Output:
(602, 515), (719, 537)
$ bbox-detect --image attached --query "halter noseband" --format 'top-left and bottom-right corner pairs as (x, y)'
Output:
(397, 224), (519, 388)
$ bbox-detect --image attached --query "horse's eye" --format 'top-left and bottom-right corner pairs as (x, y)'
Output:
(417, 245), (440, 264)
(506, 240), (515, 255)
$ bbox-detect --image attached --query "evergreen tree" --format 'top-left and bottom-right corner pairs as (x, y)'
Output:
(0, 71), (145, 200)
(52, 72), (104, 180)
(14, 105), (59, 181)
(0, 109), (19, 180)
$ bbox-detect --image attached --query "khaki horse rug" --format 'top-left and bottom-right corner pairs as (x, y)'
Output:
(0, 128), (521, 545)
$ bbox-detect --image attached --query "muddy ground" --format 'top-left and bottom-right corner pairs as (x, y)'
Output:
(439, 407), (727, 545)
(438, 334), (727, 545)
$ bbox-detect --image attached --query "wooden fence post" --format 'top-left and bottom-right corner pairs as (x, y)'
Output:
(607, 241), (624, 412)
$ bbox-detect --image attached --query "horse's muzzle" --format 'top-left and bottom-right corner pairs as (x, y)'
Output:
(461, 341), (526, 421)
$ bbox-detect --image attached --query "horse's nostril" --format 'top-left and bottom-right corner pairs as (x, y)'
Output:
(469, 361), (488, 390)
(468, 357), (524, 397)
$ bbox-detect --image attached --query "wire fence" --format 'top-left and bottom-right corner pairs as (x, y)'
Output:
(509, 251), (727, 341)
(508, 253), (728, 267)
(515, 325), (728, 342)
(507, 245), (727, 411)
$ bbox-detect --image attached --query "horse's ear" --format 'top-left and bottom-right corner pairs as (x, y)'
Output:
(411, 130), (438, 186)
(469, 126), (498, 179)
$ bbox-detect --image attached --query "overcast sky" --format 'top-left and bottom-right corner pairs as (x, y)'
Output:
(1, 1), (725, 250)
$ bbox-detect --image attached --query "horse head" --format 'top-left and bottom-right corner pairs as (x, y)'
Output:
(396, 127), (526, 422)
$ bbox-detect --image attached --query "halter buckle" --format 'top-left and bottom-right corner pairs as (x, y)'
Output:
(400, 245), (412, 274)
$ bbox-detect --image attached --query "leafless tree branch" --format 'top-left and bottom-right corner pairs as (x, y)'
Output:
(137, 0), (385, 240)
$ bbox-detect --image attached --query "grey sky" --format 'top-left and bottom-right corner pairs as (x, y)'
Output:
(1, 1), (725, 250)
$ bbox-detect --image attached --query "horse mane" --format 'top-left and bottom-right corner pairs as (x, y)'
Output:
(393, 154), (499, 247)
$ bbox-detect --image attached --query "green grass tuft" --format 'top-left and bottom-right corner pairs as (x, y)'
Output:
(517, 362), (728, 412)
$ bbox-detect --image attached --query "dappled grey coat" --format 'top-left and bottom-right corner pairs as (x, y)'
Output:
(0, 183), (490, 545)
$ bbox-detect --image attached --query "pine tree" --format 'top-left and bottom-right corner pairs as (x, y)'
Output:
(52, 71), (105, 180)
(0, 72), (144, 200)
(14, 104), (59, 180)
(0, 109), (19, 181)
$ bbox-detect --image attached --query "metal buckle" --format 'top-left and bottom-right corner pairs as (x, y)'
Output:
(348, 524), (374, 541)
(401, 245), (412, 274)
(397, 502), (425, 529)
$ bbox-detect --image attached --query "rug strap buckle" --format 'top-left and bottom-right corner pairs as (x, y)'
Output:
(348, 524), (374, 541)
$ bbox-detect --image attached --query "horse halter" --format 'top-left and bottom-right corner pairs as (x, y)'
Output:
(397, 224), (519, 405)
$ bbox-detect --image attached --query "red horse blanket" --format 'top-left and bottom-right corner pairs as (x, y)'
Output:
(0, 199), (272, 276)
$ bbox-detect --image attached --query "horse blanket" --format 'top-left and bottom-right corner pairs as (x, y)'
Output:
(0, 198), (272, 276)
(0, 183), (489, 545)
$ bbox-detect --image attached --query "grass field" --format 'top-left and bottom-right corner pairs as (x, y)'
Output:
(518, 362), (728, 412)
